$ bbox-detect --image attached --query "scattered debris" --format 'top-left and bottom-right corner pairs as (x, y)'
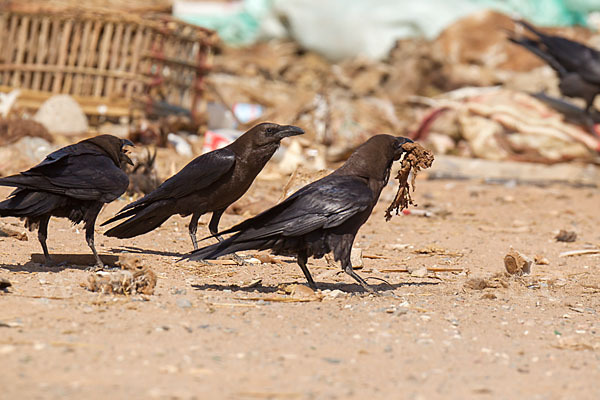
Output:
(552, 336), (600, 351)
(385, 142), (435, 220)
(0, 118), (53, 146)
(379, 267), (464, 273)
(0, 223), (28, 241)
(555, 230), (577, 243)
(559, 249), (600, 257)
(240, 279), (262, 288)
(504, 247), (532, 275)
(255, 254), (277, 264)
(464, 274), (509, 290)
(480, 292), (497, 300)
(413, 245), (463, 257)
(82, 254), (157, 295)
(125, 148), (160, 196)
(167, 133), (193, 157)
(534, 255), (550, 265)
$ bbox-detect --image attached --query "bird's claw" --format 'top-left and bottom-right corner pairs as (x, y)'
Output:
(228, 253), (249, 266)
(86, 262), (105, 272)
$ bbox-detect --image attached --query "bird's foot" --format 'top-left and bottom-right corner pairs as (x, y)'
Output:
(359, 282), (378, 295)
(86, 262), (106, 272)
(227, 253), (249, 266)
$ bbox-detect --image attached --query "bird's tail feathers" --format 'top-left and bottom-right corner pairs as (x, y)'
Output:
(103, 201), (171, 238)
(182, 236), (266, 262)
(0, 190), (63, 218)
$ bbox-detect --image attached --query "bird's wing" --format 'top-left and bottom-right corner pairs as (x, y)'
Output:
(0, 154), (128, 203)
(219, 175), (374, 241)
(515, 20), (600, 82)
(508, 37), (568, 76)
(115, 148), (236, 213)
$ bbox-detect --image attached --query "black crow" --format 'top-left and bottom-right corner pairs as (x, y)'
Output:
(183, 135), (414, 292)
(509, 19), (600, 112)
(0, 135), (133, 267)
(102, 123), (304, 254)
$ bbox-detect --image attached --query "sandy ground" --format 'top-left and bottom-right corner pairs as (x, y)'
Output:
(1, 161), (600, 399)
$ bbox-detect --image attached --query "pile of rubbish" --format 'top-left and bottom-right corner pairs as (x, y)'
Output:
(200, 11), (600, 165)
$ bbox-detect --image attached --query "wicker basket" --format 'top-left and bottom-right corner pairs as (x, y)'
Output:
(0, 4), (218, 121)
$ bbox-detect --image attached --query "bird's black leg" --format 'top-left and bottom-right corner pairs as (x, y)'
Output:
(37, 215), (53, 266)
(209, 209), (247, 265)
(297, 251), (317, 290)
(208, 209), (225, 241)
(85, 210), (104, 270)
(343, 260), (375, 293)
(189, 212), (202, 250)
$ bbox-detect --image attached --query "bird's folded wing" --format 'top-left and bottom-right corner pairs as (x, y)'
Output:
(114, 148), (236, 214)
(10, 155), (129, 202)
(222, 175), (373, 240)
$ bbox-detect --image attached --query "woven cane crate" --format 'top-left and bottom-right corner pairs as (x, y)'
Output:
(0, 5), (218, 121)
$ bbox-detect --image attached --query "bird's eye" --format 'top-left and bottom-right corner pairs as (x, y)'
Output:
(265, 127), (274, 134)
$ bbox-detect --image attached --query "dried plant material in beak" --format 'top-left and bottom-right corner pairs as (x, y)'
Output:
(385, 142), (434, 221)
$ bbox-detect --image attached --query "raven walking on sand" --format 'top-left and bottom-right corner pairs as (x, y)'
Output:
(508, 19), (600, 112)
(183, 135), (414, 292)
(0, 135), (133, 267)
(102, 123), (304, 254)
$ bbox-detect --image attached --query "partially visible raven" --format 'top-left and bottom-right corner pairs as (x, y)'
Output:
(0, 135), (133, 267)
(183, 135), (413, 292)
(102, 123), (304, 253)
(508, 19), (600, 112)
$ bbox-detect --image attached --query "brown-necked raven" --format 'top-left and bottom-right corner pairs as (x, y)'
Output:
(183, 135), (413, 292)
(102, 123), (304, 252)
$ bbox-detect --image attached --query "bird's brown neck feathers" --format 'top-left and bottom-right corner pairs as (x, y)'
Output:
(227, 128), (280, 173)
(334, 135), (396, 182)
(82, 135), (122, 166)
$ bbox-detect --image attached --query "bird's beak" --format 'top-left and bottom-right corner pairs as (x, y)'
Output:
(121, 152), (134, 166)
(394, 137), (414, 160)
(120, 139), (135, 165)
(275, 125), (305, 139)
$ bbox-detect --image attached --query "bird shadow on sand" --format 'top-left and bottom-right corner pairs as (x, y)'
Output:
(192, 280), (439, 294)
(1, 253), (119, 272)
(108, 246), (182, 258)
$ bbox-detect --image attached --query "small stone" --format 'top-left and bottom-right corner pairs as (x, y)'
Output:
(410, 267), (428, 278)
(328, 289), (345, 299)
(290, 284), (319, 300)
(555, 230), (577, 243)
(350, 247), (363, 269)
(395, 307), (409, 316)
(534, 255), (549, 265)
(176, 298), (192, 309)
(34, 95), (88, 135)
(0, 277), (11, 290)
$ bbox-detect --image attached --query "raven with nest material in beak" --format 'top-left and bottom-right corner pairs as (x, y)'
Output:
(103, 123), (304, 261)
(0, 135), (133, 268)
(183, 135), (414, 292)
